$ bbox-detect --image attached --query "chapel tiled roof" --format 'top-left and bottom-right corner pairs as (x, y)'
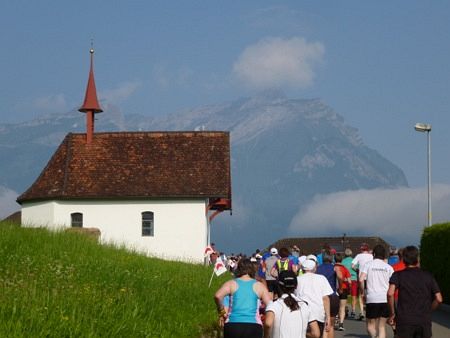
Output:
(17, 131), (231, 204)
(267, 236), (392, 256)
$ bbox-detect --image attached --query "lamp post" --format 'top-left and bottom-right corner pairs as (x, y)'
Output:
(414, 123), (432, 227)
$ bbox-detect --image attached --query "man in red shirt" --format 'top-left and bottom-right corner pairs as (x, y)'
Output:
(334, 253), (352, 331)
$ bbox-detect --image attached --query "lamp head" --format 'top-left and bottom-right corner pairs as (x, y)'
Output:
(414, 123), (431, 132)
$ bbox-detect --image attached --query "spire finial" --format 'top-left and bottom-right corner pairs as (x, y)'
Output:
(79, 41), (103, 114)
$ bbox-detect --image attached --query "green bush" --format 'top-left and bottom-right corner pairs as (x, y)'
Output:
(420, 222), (450, 304)
(0, 222), (228, 337)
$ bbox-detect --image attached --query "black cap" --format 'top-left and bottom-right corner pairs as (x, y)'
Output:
(278, 270), (297, 288)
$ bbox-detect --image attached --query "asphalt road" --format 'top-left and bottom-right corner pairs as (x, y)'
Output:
(334, 308), (450, 338)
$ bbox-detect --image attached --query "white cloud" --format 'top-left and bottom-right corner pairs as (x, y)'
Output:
(33, 94), (68, 113)
(0, 186), (19, 220)
(233, 37), (324, 90)
(289, 185), (450, 245)
(100, 81), (141, 105)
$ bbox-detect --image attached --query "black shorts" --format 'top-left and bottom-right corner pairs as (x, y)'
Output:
(266, 280), (278, 293)
(365, 303), (389, 319)
(338, 289), (349, 300)
(224, 322), (263, 338)
(396, 323), (432, 338)
(329, 294), (340, 317)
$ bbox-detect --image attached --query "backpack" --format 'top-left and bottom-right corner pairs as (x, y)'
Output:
(276, 258), (291, 272)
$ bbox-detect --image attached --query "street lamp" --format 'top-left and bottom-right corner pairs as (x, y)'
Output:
(414, 123), (432, 227)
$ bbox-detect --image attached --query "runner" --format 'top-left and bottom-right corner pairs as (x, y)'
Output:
(263, 248), (279, 299)
(359, 245), (393, 338)
(214, 258), (272, 338)
(295, 258), (333, 337)
(388, 247), (399, 266)
(316, 243), (331, 266)
(388, 245), (443, 338)
(352, 243), (373, 320)
(271, 247), (298, 277)
(334, 252), (352, 331)
(341, 248), (358, 319)
(316, 251), (340, 338)
(264, 270), (320, 338)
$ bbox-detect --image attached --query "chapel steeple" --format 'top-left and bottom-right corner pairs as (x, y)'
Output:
(79, 46), (103, 144)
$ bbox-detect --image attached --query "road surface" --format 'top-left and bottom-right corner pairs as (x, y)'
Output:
(334, 307), (450, 338)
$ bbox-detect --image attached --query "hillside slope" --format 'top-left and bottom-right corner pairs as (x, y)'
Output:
(0, 222), (225, 337)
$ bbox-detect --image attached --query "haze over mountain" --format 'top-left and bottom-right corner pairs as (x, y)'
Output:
(0, 94), (408, 252)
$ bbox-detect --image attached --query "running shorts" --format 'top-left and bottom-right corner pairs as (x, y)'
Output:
(396, 324), (432, 338)
(365, 303), (390, 319)
(224, 322), (263, 338)
(329, 294), (340, 317)
(338, 289), (349, 300)
(350, 280), (358, 297)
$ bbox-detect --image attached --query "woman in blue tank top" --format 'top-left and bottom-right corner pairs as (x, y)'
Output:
(214, 258), (272, 338)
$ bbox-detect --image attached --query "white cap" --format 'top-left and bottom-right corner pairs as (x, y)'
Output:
(302, 259), (316, 271)
(299, 255), (307, 265)
(270, 247), (278, 255)
(306, 254), (317, 263)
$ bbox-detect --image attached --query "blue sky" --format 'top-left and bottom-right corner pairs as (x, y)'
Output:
(2, 1), (450, 234)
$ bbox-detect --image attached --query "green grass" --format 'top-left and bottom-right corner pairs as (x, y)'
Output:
(0, 221), (229, 337)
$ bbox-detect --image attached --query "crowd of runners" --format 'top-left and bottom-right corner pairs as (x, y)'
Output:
(213, 243), (443, 338)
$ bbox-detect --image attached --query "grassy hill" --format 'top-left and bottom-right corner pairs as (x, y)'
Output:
(0, 222), (228, 337)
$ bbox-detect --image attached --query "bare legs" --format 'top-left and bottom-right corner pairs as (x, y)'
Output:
(338, 299), (346, 325)
(366, 317), (387, 338)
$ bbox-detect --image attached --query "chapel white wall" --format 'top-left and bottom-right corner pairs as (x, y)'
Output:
(21, 199), (208, 263)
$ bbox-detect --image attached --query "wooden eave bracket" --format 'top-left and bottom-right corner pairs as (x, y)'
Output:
(206, 198), (232, 222)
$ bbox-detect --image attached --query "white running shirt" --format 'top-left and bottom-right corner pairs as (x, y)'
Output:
(295, 272), (333, 323)
(360, 258), (394, 303)
(266, 294), (313, 338)
(352, 252), (373, 276)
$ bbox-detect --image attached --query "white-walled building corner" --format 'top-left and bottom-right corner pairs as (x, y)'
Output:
(22, 198), (209, 263)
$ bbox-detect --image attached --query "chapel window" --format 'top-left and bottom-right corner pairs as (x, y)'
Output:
(71, 212), (83, 228)
(142, 211), (154, 237)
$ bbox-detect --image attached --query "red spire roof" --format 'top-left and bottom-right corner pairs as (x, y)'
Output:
(79, 48), (103, 113)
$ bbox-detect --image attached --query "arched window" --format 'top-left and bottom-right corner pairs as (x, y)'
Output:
(142, 211), (154, 237)
(71, 212), (83, 228)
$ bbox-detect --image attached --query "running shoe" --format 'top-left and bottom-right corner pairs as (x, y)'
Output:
(350, 311), (355, 319)
(358, 314), (365, 321)
(338, 323), (345, 331)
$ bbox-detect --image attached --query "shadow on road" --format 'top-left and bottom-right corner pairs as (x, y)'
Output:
(432, 309), (450, 329)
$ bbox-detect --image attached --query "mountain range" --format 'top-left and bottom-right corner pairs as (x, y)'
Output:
(0, 94), (408, 252)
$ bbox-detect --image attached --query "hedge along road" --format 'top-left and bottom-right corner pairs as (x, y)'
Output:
(334, 307), (450, 338)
